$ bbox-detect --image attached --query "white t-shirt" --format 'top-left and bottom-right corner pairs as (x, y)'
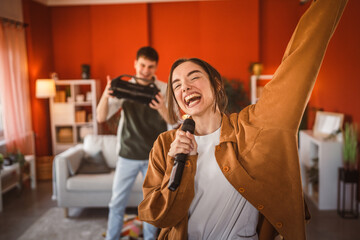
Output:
(188, 127), (259, 240)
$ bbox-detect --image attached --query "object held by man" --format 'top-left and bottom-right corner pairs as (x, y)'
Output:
(109, 74), (160, 104)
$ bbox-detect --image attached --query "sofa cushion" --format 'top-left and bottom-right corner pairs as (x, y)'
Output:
(83, 135), (118, 168)
(77, 151), (111, 174)
(66, 171), (143, 192)
(67, 171), (115, 191)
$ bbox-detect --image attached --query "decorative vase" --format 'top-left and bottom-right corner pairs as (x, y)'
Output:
(81, 64), (90, 79)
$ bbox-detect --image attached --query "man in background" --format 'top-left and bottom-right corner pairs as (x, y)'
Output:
(97, 46), (171, 240)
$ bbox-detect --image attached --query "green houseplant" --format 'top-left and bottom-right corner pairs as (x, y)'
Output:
(15, 150), (25, 190)
(343, 122), (358, 170)
(306, 157), (319, 193)
(223, 78), (250, 114)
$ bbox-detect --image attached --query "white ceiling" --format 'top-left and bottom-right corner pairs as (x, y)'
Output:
(33, 0), (203, 6)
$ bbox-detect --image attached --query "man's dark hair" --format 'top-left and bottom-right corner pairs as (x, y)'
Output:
(136, 46), (159, 63)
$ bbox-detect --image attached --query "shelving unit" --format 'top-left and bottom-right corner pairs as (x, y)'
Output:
(250, 74), (273, 104)
(299, 130), (343, 210)
(50, 79), (98, 155)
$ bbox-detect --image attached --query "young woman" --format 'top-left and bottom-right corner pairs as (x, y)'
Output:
(138, 0), (348, 239)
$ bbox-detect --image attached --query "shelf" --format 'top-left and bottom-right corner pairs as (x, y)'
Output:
(76, 125), (94, 142)
(1, 155), (36, 212)
(50, 79), (99, 155)
(250, 75), (273, 104)
(55, 143), (75, 147)
(75, 122), (93, 126)
(1, 163), (20, 194)
(75, 102), (92, 106)
(1, 163), (19, 177)
(54, 124), (74, 127)
(299, 130), (343, 210)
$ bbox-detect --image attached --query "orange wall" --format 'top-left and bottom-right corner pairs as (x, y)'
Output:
(51, 4), (149, 81)
(150, 0), (259, 89)
(50, 0), (259, 91)
(51, 6), (92, 79)
(25, 0), (360, 155)
(260, 0), (360, 127)
(260, 0), (304, 74)
(310, 0), (360, 125)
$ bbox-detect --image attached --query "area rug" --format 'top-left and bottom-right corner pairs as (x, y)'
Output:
(18, 207), (143, 240)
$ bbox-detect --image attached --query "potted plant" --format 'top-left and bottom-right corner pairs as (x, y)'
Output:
(14, 150), (25, 190)
(1, 150), (26, 189)
(338, 123), (359, 218)
(307, 158), (319, 193)
(223, 78), (250, 114)
(343, 122), (358, 171)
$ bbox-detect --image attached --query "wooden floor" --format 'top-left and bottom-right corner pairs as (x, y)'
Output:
(1, 180), (360, 240)
(0, 180), (56, 239)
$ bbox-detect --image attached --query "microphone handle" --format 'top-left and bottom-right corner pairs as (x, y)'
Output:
(167, 118), (195, 191)
(168, 153), (186, 191)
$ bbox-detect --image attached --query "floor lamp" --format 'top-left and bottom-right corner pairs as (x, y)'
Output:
(35, 79), (56, 157)
(36, 79), (56, 99)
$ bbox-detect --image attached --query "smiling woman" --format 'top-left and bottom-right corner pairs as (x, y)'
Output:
(138, 1), (348, 240)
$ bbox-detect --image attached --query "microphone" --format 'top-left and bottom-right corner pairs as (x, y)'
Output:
(168, 118), (195, 191)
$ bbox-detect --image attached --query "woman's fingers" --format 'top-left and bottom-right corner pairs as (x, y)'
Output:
(169, 143), (191, 157)
(168, 130), (195, 157)
(186, 131), (198, 155)
(177, 130), (192, 143)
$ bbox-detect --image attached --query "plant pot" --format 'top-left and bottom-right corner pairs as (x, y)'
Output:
(343, 162), (357, 172)
(339, 167), (359, 183)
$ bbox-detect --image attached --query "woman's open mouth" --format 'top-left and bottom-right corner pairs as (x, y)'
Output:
(184, 93), (201, 107)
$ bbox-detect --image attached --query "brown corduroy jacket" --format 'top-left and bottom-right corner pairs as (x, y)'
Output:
(138, 0), (348, 239)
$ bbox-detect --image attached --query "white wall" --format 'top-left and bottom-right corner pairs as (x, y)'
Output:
(0, 0), (23, 22)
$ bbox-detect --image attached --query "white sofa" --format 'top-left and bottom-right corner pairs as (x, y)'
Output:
(53, 134), (144, 217)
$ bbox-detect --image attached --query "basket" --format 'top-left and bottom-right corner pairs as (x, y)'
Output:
(36, 156), (54, 180)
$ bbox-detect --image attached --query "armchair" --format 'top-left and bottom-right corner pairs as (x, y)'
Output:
(53, 134), (143, 217)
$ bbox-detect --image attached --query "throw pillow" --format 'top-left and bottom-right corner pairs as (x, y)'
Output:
(77, 151), (111, 174)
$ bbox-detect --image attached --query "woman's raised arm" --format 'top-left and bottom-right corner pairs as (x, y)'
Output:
(249, 0), (348, 131)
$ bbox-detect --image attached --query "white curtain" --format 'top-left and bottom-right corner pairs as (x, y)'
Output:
(0, 21), (34, 155)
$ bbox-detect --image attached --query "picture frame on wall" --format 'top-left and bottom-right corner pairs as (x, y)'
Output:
(313, 111), (344, 139)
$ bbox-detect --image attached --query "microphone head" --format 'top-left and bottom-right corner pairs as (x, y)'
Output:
(181, 118), (195, 134)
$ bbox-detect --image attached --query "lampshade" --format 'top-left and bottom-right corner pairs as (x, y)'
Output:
(36, 79), (56, 98)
